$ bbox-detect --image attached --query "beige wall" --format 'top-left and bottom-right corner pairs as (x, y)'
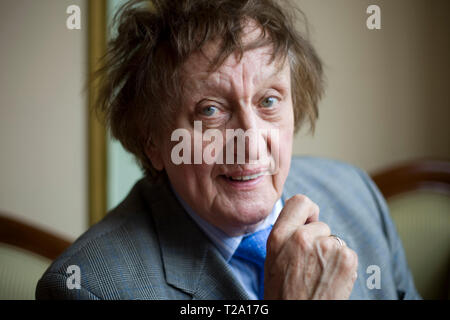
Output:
(0, 0), (87, 240)
(293, 0), (450, 173)
(0, 0), (448, 240)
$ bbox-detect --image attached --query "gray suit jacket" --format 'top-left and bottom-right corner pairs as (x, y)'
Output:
(36, 156), (421, 299)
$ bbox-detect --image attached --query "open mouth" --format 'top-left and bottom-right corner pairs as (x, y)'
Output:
(218, 170), (268, 190)
(224, 172), (267, 181)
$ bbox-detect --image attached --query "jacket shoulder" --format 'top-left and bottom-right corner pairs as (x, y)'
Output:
(36, 178), (182, 300)
(285, 156), (381, 221)
(286, 156), (370, 195)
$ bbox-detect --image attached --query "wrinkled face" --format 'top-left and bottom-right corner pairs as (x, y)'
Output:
(149, 27), (294, 236)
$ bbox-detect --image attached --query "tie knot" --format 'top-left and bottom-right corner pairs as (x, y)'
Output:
(233, 225), (273, 268)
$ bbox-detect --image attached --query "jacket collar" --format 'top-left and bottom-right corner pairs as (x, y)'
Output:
(142, 176), (250, 300)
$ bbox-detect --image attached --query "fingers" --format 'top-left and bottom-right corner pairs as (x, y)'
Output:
(315, 236), (357, 271)
(336, 246), (358, 280)
(265, 221), (331, 279)
(264, 193), (359, 300)
(268, 194), (320, 254)
(329, 246), (358, 299)
(313, 237), (359, 299)
(288, 222), (332, 253)
(265, 228), (358, 300)
(301, 222), (331, 238)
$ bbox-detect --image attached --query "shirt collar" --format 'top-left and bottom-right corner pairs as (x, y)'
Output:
(169, 182), (284, 262)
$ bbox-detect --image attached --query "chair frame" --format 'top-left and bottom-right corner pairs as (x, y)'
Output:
(0, 214), (71, 260)
(371, 159), (450, 199)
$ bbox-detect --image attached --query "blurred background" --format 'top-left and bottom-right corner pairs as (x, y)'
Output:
(0, 0), (449, 299)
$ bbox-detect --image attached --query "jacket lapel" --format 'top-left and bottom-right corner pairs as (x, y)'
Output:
(144, 177), (250, 300)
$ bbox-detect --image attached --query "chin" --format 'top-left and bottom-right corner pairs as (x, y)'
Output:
(224, 200), (272, 230)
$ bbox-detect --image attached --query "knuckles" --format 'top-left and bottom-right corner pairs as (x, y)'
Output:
(318, 236), (336, 254)
(293, 229), (313, 251)
(317, 237), (359, 273)
(287, 194), (318, 212)
(317, 222), (331, 237)
(338, 247), (358, 272)
(289, 194), (309, 204)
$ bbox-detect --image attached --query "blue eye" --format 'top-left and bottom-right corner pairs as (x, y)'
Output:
(261, 97), (278, 108)
(201, 105), (218, 116)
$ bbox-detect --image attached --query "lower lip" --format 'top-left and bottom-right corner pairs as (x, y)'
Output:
(220, 174), (265, 190)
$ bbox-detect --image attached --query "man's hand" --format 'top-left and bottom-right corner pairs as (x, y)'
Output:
(264, 195), (358, 299)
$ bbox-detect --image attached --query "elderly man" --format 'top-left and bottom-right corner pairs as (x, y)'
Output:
(36, 0), (420, 300)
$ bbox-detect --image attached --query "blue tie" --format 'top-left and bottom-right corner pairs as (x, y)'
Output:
(233, 225), (273, 300)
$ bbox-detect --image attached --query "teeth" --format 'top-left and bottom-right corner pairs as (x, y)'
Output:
(227, 172), (265, 181)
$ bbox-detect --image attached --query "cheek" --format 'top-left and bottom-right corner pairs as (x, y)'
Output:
(279, 131), (293, 172)
(274, 128), (293, 178)
(280, 106), (294, 145)
(276, 109), (294, 181)
(161, 140), (215, 186)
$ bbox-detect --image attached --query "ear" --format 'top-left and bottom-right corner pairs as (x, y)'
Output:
(145, 144), (165, 171)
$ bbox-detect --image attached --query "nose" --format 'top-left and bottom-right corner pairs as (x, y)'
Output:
(225, 104), (268, 165)
(236, 103), (257, 132)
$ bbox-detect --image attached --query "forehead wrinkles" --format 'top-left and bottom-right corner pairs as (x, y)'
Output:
(181, 46), (284, 98)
